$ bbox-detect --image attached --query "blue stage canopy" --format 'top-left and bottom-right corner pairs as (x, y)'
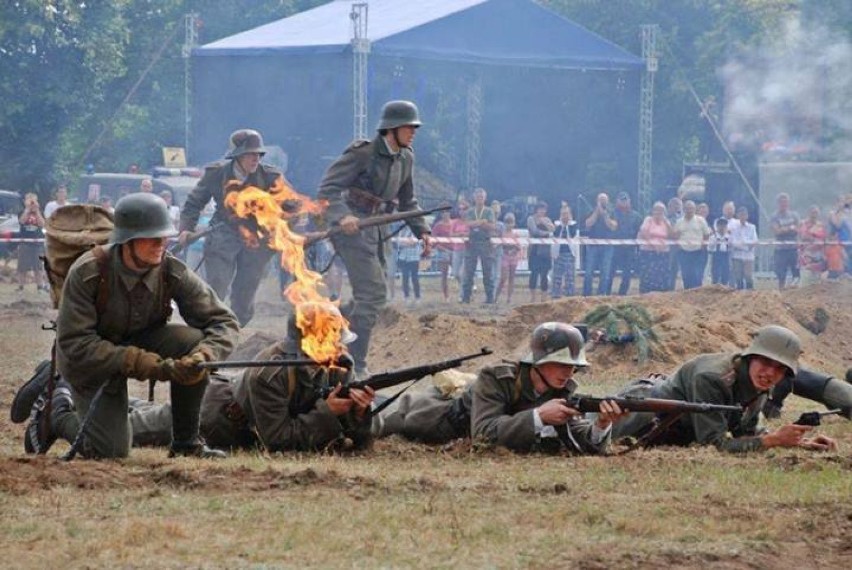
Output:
(196, 0), (642, 71)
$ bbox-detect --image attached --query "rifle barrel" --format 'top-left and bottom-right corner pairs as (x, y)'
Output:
(333, 347), (493, 397)
(201, 359), (324, 369)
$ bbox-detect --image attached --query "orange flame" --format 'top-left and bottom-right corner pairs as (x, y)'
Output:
(223, 179), (346, 363)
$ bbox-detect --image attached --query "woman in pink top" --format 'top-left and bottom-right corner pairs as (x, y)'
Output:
(430, 208), (454, 301)
(637, 201), (673, 292)
(798, 205), (826, 285)
(449, 201), (470, 287)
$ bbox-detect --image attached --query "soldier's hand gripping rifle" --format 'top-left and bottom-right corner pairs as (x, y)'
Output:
(303, 205), (451, 246)
(169, 222), (225, 255)
(793, 408), (848, 426)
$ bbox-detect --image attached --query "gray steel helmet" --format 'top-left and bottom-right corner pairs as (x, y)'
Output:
(110, 193), (178, 244)
(377, 100), (422, 131)
(521, 322), (589, 367)
(225, 129), (266, 159)
(742, 325), (801, 376)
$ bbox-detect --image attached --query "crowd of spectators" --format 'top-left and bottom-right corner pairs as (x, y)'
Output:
(406, 187), (852, 305)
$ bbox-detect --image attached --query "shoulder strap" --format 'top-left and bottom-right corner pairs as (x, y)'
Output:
(288, 367), (297, 400)
(91, 246), (110, 316)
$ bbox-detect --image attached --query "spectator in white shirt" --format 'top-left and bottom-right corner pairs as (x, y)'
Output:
(730, 206), (757, 290)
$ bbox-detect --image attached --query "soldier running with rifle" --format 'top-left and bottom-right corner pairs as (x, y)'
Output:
(178, 128), (286, 326)
(317, 100), (434, 378)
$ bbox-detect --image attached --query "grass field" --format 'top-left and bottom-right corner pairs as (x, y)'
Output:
(1, 372), (848, 569)
(0, 279), (850, 569)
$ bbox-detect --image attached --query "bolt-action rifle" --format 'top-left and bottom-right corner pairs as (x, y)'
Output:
(566, 393), (743, 452)
(204, 348), (491, 390)
(304, 205), (451, 246)
(564, 394), (742, 415)
(318, 347), (492, 399)
(203, 348), (492, 417)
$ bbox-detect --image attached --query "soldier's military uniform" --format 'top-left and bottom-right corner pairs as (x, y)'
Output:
(317, 102), (430, 372)
(376, 385), (472, 444)
(53, 195), (239, 459)
(378, 323), (610, 452)
(764, 367), (852, 419)
(126, 340), (371, 452)
(471, 362), (610, 454)
(179, 130), (284, 326)
(610, 354), (769, 452)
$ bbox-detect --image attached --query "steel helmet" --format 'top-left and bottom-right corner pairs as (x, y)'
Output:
(742, 325), (801, 376)
(376, 100), (422, 131)
(226, 129), (266, 159)
(521, 322), (589, 367)
(110, 193), (178, 244)
(288, 302), (357, 346)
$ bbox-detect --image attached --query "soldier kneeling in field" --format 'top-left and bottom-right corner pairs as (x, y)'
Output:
(600, 325), (839, 453)
(14, 193), (240, 459)
(376, 323), (627, 454)
(17, 303), (374, 455)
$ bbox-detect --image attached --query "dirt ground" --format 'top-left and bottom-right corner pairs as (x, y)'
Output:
(0, 272), (850, 568)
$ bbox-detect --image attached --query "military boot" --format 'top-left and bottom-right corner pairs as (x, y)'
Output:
(168, 379), (226, 458)
(168, 441), (227, 459)
(24, 382), (73, 454)
(11, 360), (53, 424)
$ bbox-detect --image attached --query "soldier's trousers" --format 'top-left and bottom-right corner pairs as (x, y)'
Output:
(130, 376), (251, 449)
(377, 386), (469, 444)
(55, 325), (207, 459)
(332, 226), (387, 369)
(204, 226), (274, 326)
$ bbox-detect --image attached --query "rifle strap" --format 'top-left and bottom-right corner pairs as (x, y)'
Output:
(368, 376), (424, 418)
(637, 412), (684, 449)
(288, 368), (297, 401)
(92, 245), (110, 316)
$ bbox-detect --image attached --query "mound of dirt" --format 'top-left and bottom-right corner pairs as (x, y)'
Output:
(368, 281), (852, 378)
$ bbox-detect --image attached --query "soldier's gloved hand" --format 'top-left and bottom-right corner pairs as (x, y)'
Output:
(163, 351), (208, 386)
(122, 347), (165, 382)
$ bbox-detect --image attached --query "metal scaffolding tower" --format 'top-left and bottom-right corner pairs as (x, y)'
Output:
(350, 3), (370, 140)
(182, 13), (199, 159)
(465, 75), (483, 191)
(637, 24), (658, 214)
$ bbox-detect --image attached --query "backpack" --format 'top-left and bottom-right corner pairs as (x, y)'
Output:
(42, 205), (114, 309)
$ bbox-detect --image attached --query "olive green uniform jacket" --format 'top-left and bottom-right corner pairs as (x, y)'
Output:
(229, 341), (372, 452)
(471, 362), (610, 454)
(611, 353), (766, 453)
(317, 136), (429, 237)
(56, 245), (238, 392)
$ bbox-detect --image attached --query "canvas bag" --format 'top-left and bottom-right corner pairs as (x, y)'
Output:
(42, 204), (114, 309)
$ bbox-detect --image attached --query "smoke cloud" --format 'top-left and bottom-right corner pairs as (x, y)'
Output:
(720, 17), (852, 160)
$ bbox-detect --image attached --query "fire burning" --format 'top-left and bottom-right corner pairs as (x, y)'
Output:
(224, 179), (346, 364)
